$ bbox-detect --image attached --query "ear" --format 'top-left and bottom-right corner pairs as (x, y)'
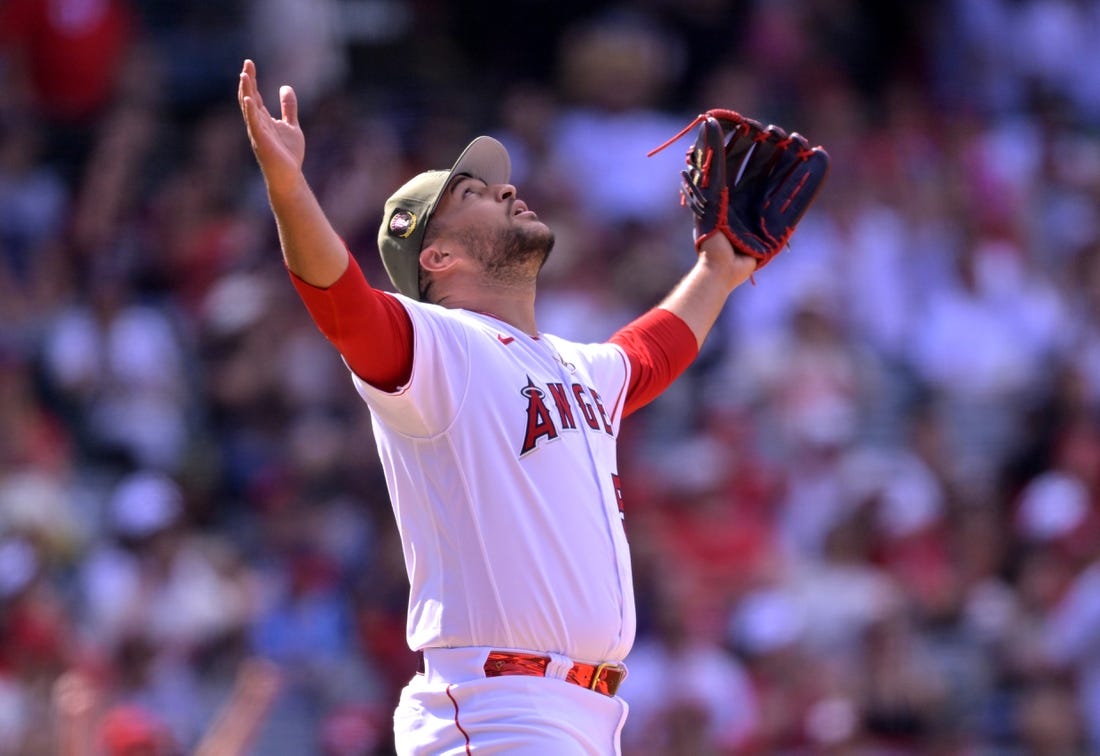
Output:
(419, 243), (458, 274)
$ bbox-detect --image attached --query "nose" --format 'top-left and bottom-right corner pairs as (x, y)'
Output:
(495, 183), (517, 201)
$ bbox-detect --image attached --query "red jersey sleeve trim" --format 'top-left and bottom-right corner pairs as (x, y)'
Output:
(609, 308), (698, 418)
(288, 254), (414, 392)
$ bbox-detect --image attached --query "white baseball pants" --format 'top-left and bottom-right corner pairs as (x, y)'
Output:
(394, 647), (629, 755)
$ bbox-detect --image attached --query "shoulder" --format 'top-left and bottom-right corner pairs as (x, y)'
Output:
(395, 298), (516, 356)
(542, 333), (626, 362)
(394, 295), (490, 327)
(541, 333), (630, 383)
(391, 296), (489, 338)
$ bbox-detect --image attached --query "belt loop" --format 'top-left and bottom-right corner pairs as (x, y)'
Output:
(544, 652), (573, 681)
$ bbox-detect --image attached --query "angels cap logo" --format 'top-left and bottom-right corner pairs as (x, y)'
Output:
(389, 209), (417, 238)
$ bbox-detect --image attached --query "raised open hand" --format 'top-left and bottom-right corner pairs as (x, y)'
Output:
(238, 59), (306, 195)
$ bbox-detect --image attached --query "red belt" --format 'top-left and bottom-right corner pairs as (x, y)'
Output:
(417, 650), (627, 697)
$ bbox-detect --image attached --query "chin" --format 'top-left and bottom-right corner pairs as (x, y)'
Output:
(530, 226), (555, 268)
(515, 222), (554, 261)
(480, 223), (556, 280)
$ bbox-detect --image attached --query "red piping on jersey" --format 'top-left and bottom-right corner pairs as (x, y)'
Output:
(609, 348), (630, 423)
(445, 684), (472, 754)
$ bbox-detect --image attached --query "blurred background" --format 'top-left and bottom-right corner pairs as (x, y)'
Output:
(1, 0), (1100, 753)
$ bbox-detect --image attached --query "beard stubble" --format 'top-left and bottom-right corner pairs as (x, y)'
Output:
(463, 221), (555, 287)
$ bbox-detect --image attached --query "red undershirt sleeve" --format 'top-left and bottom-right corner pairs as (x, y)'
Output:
(287, 252), (414, 392)
(609, 308), (699, 418)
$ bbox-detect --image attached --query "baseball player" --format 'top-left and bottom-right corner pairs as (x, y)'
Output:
(238, 57), (825, 754)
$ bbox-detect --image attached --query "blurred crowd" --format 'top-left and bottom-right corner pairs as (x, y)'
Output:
(1, 0), (1100, 753)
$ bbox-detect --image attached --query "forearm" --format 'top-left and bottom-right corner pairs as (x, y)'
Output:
(267, 175), (349, 288)
(657, 241), (757, 349)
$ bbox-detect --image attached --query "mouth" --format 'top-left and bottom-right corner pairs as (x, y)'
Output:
(511, 200), (537, 219)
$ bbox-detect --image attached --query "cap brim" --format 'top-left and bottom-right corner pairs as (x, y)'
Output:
(430, 136), (512, 215)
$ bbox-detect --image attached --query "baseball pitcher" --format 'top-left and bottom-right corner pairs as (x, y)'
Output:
(238, 58), (827, 755)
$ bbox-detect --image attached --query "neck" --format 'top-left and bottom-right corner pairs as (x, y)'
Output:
(436, 280), (539, 336)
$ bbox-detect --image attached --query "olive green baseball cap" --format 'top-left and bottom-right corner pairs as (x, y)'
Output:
(378, 136), (511, 300)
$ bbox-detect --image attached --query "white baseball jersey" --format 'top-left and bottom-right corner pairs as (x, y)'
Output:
(351, 295), (636, 664)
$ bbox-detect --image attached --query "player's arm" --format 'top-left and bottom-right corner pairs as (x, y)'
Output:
(610, 234), (754, 416)
(238, 59), (413, 390)
(657, 233), (757, 350)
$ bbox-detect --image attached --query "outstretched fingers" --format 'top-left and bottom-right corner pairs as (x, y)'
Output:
(279, 85), (298, 128)
(238, 60), (299, 135)
(239, 59), (278, 132)
(239, 62), (261, 136)
(239, 59), (264, 111)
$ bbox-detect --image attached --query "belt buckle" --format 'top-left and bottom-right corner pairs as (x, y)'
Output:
(589, 662), (624, 695)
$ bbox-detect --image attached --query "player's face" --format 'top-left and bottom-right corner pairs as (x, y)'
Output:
(432, 175), (554, 281)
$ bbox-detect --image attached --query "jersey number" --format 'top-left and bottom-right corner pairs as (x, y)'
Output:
(611, 473), (624, 520)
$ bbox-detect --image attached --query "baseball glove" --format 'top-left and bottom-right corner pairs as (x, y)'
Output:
(650, 108), (830, 270)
